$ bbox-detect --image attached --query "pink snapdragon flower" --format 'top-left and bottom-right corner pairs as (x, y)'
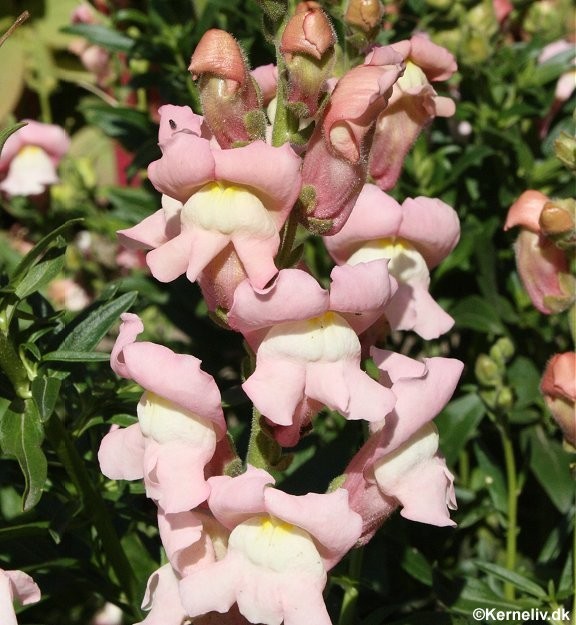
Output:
(0, 568), (40, 625)
(300, 45), (404, 234)
(369, 34), (457, 190)
(504, 190), (574, 314)
(118, 105), (302, 290)
(324, 184), (460, 339)
(541, 352), (576, 447)
(180, 466), (362, 625)
(228, 262), (398, 444)
(0, 121), (70, 196)
(343, 349), (463, 542)
(98, 313), (226, 513)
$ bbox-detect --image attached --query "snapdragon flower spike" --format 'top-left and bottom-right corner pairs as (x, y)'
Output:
(280, 2), (336, 118)
(228, 262), (397, 444)
(189, 29), (265, 147)
(180, 466), (362, 625)
(119, 105), (302, 291)
(504, 190), (574, 314)
(0, 121), (70, 196)
(98, 313), (225, 513)
(369, 34), (457, 191)
(343, 350), (463, 542)
(325, 184), (460, 339)
(300, 45), (404, 234)
(0, 568), (41, 625)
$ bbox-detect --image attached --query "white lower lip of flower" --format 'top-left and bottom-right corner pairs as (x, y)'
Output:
(259, 311), (360, 362)
(182, 181), (277, 238)
(230, 515), (324, 575)
(137, 391), (216, 445)
(373, 423), (439, 490)
(0, 145), (59, 196)
(347, 238), (430, 285)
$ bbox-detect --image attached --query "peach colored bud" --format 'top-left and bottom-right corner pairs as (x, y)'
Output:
(344, 0), (385, 32)
(189, 29), (246, 84)
(504, 190), (548, 233)
(539, 199), (575, 240)
(541, 352), (576, 447)
(280, 3), (336, 60)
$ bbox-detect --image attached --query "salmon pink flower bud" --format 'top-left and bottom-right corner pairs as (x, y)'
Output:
(369, 34), (457, 190)
(325, 184), (460, 339)
(0, 121), (70, 196)
(189, 29), (265, 147)
(228, 263), (398, 444)
(541, 352), (576, 447)
(342, 350), (462, 542)
(280, 2), (336, 117)
(98, 313), (226, 513)
(505, 191), (575, 314)
(0, 568), (41, 625)
(300, 45), (404, 233)
(344, 0), (385, 33)
(180, 466), (362, 625)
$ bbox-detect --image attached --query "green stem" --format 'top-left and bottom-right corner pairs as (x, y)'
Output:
(338, 547), (364, 625)
(38, 89), (53, 124)
(276, 209), (300, 269)
(498, 422), (519, 601)
(45, 414), (141, 617)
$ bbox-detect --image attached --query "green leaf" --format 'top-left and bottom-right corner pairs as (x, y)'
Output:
(42, 350), (111, 363)
(525, 426), (575, 514)
(401, 547), (433, 586)
(31, 376), (62, 421)
(436, 394), (486, 466)
(9, 219), (83, 289)
(53, 291), (137, 352)
(14, 246), (65, 299)
(0, 400), (47, 510)
(61, 23), (134, 52)
(474, 562), (548, 599)
(450, 295), (506, 335)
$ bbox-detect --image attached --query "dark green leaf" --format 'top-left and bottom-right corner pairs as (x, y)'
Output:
(61, 23), (134, 52)
(473, 442), (508, 514)
(14, 247), (65, 299)
(450, 295), (506, 335)
(31, 376), (62, 421)
(474, 562), (547, 599)
(0, 121), (27, 156)
(0, 400), (47, 510)
(54, 291), (137, 352)
(42, 350), (111, 363)
(401, 547), (433, 586)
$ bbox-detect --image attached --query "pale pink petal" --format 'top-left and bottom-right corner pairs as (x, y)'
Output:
(184, 229), (231, 283)
(243, 357), (307, 426)
(146, 230), (195, 282)
(399, 197), (460, 267)
(231, 232), (280, 290)
(264, 488), (362, 568)
(0, 121), (70, 170)
(156, 104), (204, 145)
(305, 360), (395, 422)
(208, 467), (274, 530)
(406, 34), (457, 81)
(180, 558), (240, 617)
(145, 440), (214, 512)
(98, 423), (145, 480)
(282, 579), (332, 625)
(0, 575), (18, 625)
(384, 283), (455, 339)
(251, 64), (278, 104)
(147, 132), (216, 203)
(504, 190), (548, 233)
(213, 141), (302, 220)
(157, 509), (204, 575)
(137, 564), (187, 625)
(4, 570), (41, 606)
(117, 209), (174, 250)
(228, 269), (330, 333)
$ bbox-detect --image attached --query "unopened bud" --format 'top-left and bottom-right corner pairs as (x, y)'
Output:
(496, 386), (514, 411)
(475, 354), (500, 387)
(489, 337), (515, 366)
(344, 0), (385, 32)
(539, 199), (576, 248)
(554, 131), (576, 171)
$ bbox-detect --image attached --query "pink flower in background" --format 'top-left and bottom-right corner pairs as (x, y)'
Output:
(0, 568), (40, 625)
(369, 34), (457, 190)
(180, 466), (362, 625)
(0, 121), (70, 196)
(504, 190), (574, 314)
(118, 105), (302, 290)
(541, 352), (576, 447)
(325, 184), (460, 339)
(98, 313), (226, 512)
(228, 262), (397, 444)
(343, 350), (463, 542)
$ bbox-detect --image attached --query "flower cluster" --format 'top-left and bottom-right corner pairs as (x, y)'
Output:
(97, 4), (463, 623)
